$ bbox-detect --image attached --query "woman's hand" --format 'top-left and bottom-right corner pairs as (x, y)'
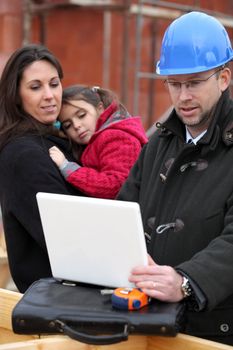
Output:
(49, 146), (67, 168)
(129, 255), (184, 302)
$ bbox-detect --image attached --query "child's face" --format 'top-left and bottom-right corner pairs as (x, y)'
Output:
(59, 100), (104, 144)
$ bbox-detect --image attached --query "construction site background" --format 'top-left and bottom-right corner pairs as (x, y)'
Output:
(0, 0), (233, 129)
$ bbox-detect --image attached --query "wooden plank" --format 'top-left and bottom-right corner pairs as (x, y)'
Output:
(0, 288), (22, 330)
(0, 232), (11, 289)
(0, 335), (147, 350)
(0, 246), (7, 260)
(148, 334), (233, 350)
(0, 230), (7, 254)
(0, 337), (87, 350)
(0, 329), (38, 345)
(0, 263), (11, 289)
(1, 334), (233, 350)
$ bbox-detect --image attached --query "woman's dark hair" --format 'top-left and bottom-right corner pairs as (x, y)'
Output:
(0, 44), (63, 150)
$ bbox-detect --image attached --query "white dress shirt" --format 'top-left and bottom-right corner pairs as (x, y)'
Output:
(185, 127), (207, 145)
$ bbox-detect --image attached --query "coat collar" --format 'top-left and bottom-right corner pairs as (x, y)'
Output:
(158, 89), (233, 149)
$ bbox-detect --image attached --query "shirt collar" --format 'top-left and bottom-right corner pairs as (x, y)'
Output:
(185, 127), (207, 145)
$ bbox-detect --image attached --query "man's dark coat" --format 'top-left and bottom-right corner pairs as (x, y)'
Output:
(117, 90), (233, 344)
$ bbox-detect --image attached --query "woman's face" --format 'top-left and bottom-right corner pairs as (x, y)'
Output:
(19, 60), (62, 124)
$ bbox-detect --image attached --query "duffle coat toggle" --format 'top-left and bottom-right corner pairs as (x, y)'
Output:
(160, 155), (208, 181)
(180, 159), (208, 173)
(225, 131), (233, 143)
(156, 218), (184, 234)
(145, 217), (157, 243)
(160, 158), (175, 183)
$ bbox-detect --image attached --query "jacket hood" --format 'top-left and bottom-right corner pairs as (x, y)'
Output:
(93, 102), (148, 145)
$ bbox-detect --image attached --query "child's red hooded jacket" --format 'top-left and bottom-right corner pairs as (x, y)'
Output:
(65, 102), (148, 198)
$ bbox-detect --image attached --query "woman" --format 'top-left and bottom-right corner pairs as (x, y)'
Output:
(0, 44), (82, 293)
(49, 85), (148, 198)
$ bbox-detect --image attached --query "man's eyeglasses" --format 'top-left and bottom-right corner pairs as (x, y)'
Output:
(164, 68), (223, 94)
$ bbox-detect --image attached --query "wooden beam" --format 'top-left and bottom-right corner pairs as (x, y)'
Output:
(0, 288), (22, 331)
(130, 5), (233, 28)
(130, 5), (182, 20)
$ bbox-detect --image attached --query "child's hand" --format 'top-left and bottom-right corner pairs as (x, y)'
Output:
(49, 146), (67, 168)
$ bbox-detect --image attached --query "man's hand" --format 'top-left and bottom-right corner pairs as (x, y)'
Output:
(49, 146), (67, 168)
(129, 255), (184, 302)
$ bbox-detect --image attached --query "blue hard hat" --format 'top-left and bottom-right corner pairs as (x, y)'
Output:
(156, 11), (233, 75)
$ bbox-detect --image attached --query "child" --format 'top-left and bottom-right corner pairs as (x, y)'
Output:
(49, 85), (148, 199)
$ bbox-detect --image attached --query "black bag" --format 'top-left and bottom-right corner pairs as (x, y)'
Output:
(12, 278), (185, 345)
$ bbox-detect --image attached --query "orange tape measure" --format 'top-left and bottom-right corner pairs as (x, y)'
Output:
(111, 287), (150, 310)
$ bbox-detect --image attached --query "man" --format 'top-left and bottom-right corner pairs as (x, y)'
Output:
(117, 11), (233, 345)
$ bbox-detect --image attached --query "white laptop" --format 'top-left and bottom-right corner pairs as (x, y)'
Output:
(36, 192), (148, 288)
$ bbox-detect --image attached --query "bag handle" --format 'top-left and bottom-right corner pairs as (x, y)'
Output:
(55, 320), (129, 345)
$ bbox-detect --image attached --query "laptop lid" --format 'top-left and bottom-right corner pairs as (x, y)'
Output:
(36, 192), (148, 288)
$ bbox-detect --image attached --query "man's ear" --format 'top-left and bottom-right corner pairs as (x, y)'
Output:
(219, 67), (231, 92)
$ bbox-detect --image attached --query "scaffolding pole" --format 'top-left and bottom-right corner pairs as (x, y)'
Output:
(103, 11), (111, 88)
(133, 0), (143, 115)
(22, 0), (32, 45)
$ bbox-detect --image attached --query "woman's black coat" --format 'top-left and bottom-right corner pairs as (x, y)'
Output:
(0, 134), (82, 293)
